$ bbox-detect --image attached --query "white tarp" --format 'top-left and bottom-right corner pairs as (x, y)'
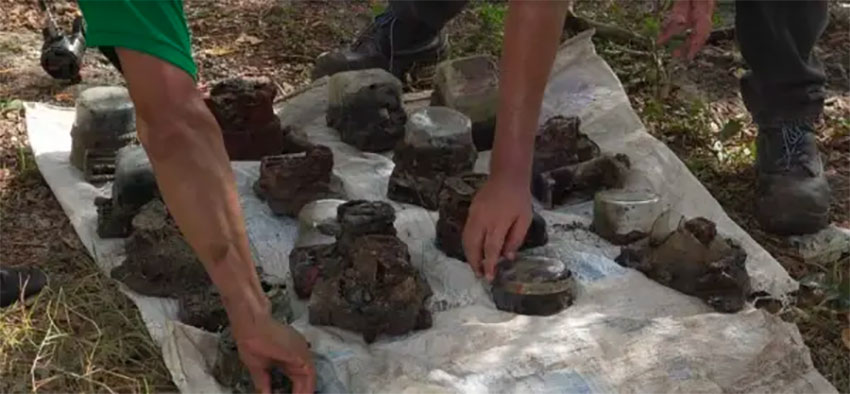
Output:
(25, 31), (835, 393)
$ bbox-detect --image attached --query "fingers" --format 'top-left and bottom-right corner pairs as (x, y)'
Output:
(502, 213), (531, 260)
(686, 0), (714, 59)
(288, 365), (317, 394)
(657, 0), (690, 45)
(483, 224), (509, 282)
(462, 211), (485, 278)
(248, 367), (272, 394)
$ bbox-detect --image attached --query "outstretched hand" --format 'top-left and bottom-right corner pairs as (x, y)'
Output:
(462, 177), (533, 281)
(657, 0), (716, 59)
(231, 312), (316, 394)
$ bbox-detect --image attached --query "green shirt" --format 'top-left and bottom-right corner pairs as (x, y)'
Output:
(77, 0), (197, 80)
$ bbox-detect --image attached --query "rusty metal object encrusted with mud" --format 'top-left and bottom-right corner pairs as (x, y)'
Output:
(615, 214), (752, 312)
(326, 69), (407, 152)
(254, 145), (339, 216)
(492, 256), (576, 316)
(205, 76), (309, 160)
(530, 116), (631, 208)
(69, 86), (137, 183)
(388, 106), (478, 210)
(289, 200), (433, 343)
(95, 145), (158, 238)
(436, 173), (549, 260)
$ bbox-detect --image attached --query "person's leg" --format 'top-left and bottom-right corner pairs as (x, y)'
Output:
(388, 0), (469, 33)
(737, 0), (828, 125)
(736, 0), (831, 235)
(311, 0), (468, 79)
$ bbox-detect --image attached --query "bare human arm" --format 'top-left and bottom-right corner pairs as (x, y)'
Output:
(462, 0), (571, 281)
(115, 49), (315, 394)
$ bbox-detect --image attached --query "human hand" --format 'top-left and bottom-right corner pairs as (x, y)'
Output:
(657, 0), (716, 60)
(462, 176), (533, 282)
(230, 311), (316, 394)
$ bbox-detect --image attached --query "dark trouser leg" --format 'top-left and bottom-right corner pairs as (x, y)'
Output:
(738, 0), (832, 234)
(388, 0), (468, 33)
(736, 0), (828, 126)
(311, 0), (467, 79)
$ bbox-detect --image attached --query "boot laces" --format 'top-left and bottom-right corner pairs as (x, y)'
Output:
(778, 124), (810, 170)
(353, 13), (393, 50)
(352, 12), (397, 72)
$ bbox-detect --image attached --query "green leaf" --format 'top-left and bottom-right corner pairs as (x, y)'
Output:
(0, 99), (23, 113)
(718, 119), (743, 141)
(641, 16), (660, 37)
(370, 2), (386, 18)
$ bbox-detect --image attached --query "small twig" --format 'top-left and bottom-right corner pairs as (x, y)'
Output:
(564, 11), (652, 49)
(269, 77), (287, 99)
(607, 43), (653, 57)
(7, 241), (47, 247)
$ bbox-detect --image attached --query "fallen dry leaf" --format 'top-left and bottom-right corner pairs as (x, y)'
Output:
(236, 33), (264, 46)
(202, 46), (236, 57)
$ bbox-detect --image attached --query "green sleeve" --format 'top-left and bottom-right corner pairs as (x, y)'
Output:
(78, 0), (197, 80)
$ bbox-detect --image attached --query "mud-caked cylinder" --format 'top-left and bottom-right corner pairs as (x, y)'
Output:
(388, 106), (477, 210)
(69, 86), (137, 178)
(492, 256), (575, 316)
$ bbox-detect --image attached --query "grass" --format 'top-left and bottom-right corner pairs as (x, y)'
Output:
(1, 0), (846, 392)
(0, 240), (176, 393)
(0, 103), (174, 391)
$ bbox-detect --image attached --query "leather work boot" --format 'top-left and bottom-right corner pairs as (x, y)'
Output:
(754, 122), (831, 235)
(311, 11), (446, 80)
(0, 266), (48, 308)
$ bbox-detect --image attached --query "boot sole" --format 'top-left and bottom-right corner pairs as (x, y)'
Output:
(755, 205), (829, 236)
(388, 44), (447, 79)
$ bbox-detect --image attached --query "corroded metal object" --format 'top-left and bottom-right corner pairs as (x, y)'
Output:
(95, 145), (157, 238)
(109, 200), (228, 331)
(436, 174), (548, 260)
(533, 154), (631, 208)
(326, 69), (407, 152)
(388, 107), (477, 210)
(254, 146), (337, 216)
(289, 200), (432, 342)
(110, 200), (209, 298)
(335, 200), (397, 256)
(616, 216), (752, 312)
(290, 243), (341, 299)
(205, 77), (308, 160)
(532, 116), (597, 173)
(308, 234), (432, 343)
(290, 200), (397, 301)
(592, 189), (661, 245)
(69, 86), (137, 182)
(431, 55), (500, 151)
(492, 256), (575, 316)
(529, 116), (632, 208)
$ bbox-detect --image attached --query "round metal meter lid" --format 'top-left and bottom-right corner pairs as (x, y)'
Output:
(595, 189), (660, 205)
(494, 256), (573, 295)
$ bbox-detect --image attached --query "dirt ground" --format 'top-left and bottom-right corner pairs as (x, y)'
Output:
(1, 0), (848, 392)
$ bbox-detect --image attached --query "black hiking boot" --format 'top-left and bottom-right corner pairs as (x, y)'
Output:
(754, 122), (831, 235)
(311, 11), (446, 80)
(0, 266), (48, 308)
